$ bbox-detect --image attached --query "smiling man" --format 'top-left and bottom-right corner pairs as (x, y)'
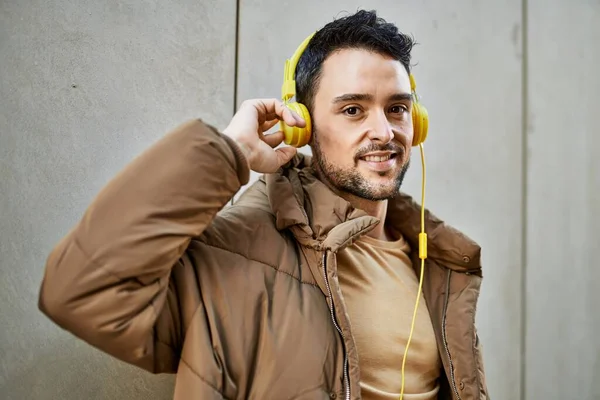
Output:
(39, 9), (488, 400)
(308, 47), (413, 222)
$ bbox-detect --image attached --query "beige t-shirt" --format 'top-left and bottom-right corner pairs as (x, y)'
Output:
(336, 233), (441, 400)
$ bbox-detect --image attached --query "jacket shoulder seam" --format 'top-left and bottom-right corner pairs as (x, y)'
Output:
(198, 241), (319, 288)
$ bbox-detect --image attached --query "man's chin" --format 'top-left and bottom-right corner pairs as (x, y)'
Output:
(347, 179), (401, 201)
(361, 171), (402, 185)
(366, 186), (401, 200)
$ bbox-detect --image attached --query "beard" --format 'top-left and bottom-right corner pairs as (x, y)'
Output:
(310, 130), (410, 201)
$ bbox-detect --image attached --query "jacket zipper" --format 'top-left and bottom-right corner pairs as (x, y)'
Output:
(441, 269), (461, 400)
(322, 251), (350, 400)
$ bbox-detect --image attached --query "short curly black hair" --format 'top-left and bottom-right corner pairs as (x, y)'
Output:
(296, 9), (415, 113)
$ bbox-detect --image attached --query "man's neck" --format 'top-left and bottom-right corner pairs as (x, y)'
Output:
(342, 193), (391, 241)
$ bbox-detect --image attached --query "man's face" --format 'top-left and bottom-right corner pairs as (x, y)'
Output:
(310, 48), (414, 201)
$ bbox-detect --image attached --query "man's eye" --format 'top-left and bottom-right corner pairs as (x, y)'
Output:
(344, 107), (359, 116)
(390, 105), (407, 114)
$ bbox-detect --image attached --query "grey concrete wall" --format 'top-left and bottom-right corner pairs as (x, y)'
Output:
(1, 1), (598, 399)
(0, 1), (236, 399)
(525, 1), (600, 399)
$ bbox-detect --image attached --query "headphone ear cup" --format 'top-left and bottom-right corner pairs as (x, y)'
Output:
(280, 102), (312, 147)
(411, 102), (429, 146)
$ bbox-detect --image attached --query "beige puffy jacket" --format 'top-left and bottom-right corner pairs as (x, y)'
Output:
(39, 119), (488, 399)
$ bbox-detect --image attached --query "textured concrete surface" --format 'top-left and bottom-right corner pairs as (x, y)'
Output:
(236, 2), (523, 399)
(0, 1), (236, 399)
(525, 1), (600, 399)
(1, 0), (599, 399)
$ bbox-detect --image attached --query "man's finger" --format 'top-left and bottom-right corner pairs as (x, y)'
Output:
(263, 131), (285, 148)
(261, 119), (279, 132)
(256, 99), (305, 128)
(278, 104), (306, 128)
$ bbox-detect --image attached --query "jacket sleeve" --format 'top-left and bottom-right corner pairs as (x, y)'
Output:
(38, 119), (250, 373)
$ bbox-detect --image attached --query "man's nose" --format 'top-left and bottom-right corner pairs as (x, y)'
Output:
(366, 111), (394, 143)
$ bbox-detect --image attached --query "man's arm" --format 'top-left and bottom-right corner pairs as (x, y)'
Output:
(38, 119), (250, 373)
(38, 98), (304, 374)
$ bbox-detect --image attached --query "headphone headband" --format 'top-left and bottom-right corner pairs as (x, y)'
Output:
(282, 32), (316, 102)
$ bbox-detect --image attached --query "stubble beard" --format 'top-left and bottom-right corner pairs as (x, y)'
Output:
(310, 132), (410, 201)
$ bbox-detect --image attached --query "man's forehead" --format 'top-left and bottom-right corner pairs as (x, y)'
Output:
(320, 48), (410, 90)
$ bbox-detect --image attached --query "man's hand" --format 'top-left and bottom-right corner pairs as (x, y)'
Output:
(223, 99), (306, 173)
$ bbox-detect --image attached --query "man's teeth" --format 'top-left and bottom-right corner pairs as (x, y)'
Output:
(363, 155), (392, 162)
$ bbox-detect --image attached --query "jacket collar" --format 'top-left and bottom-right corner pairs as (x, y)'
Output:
(264, 153), (481, 273)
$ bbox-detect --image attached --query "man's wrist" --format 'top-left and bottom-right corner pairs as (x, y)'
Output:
(221, 133), (252, 185)
(231, 137), (252, 162)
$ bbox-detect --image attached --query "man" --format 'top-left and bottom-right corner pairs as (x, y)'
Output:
(39, 9), (488, 400)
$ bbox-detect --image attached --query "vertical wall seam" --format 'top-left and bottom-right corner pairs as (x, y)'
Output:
(520, 0), (529, 399)
(230, 0), (241, 206)
(233, 0), (241, 115)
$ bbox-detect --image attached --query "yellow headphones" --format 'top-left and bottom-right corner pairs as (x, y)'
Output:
(280, 32), (429, 148)
(280, 32), (432, 400)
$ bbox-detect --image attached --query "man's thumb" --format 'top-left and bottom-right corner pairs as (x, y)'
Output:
(276, 146), (298, 167)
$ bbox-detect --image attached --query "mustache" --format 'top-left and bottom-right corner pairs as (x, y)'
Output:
(354, 142), (404, 160)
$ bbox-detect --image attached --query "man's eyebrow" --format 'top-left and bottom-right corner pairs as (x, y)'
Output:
(331, 92), (413, 104)
(331, 93), (373, 104)
(388, 93), (413, 102)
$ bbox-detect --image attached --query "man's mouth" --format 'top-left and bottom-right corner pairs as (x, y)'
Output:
(358, 152), (399, 172)
(361, 153), (397, 162)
